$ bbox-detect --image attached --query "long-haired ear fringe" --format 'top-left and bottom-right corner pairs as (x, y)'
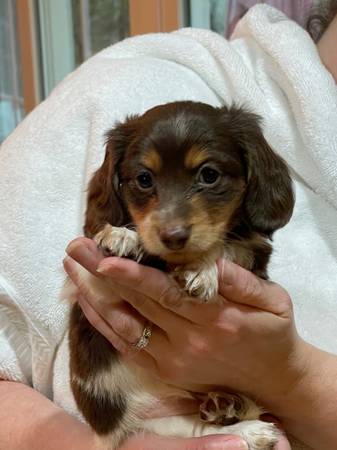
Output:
(220, 105), (295, 236)
(84, 115), (140, 237)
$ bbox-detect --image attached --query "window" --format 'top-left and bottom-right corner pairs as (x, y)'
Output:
(0, 0), (181, 142)
(0, 1), (24, 142)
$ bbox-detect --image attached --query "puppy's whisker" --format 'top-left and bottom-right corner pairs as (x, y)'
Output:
(71, 100), (294, 449)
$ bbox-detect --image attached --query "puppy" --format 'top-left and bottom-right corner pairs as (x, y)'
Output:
(67, 101), (294, 450)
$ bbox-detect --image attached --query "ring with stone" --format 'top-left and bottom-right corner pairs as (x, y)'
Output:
(133, 322), (152, 350)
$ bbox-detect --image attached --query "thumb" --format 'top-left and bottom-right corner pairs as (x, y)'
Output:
(218, 258), (292, 316)
(120, 434), (248, 450)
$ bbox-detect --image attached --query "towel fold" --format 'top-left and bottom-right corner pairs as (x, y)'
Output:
(0, 6), (336, 449)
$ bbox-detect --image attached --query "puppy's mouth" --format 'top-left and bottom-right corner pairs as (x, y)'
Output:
(160, 249), (203, 265)
(137, 221), (225, 264)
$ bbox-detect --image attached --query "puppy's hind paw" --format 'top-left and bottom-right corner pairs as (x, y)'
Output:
(241, 421), (278, 450)
(200, 392), (247, 425)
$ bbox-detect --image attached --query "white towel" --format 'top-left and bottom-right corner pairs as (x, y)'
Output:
(0, 5), (336, 449)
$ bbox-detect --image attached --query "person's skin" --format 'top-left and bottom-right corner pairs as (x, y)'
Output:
(0, 380), (246, 450)
(317, 13), (337, 82)
(64, 238), (291, 450)
(64, 237), (337, 450)
(1, 10), (336, 450)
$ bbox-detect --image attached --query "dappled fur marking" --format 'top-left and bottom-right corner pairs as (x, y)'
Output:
(68, 100), (294, 450)
(72, 379), (127, 435)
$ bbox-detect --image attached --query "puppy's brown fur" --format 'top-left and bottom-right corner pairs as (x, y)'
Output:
(69, 101), (294, 449)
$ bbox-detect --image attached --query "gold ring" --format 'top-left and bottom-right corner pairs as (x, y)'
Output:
(133, 322), (152, 350)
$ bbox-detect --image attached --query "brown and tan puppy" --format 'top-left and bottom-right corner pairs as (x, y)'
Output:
(67, 101), (294, 450)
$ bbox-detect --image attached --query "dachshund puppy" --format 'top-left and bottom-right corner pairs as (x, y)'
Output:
(68, 101), (294, 450)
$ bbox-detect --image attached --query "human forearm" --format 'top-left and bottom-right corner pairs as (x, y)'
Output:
(317, 13), (337, 82)
(265, 341), (337, 450)
(0, 380), (95, 450)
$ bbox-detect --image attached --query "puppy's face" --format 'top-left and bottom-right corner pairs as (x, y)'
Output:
(85, 101), (294, 264)
(118, 104), (247, 264)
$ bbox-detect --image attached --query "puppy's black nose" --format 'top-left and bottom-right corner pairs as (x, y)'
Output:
(159, 226), (190, 250)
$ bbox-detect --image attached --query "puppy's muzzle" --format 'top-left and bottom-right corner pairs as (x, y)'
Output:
(159, 225), (191, 250)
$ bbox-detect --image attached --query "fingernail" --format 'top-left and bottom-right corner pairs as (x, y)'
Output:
(223, 439), (248, 450)
(66, 240), (95, 258)
(63, 255), (75, 273)
(66, 240), (82, 255)
(97, 261), (116, 275)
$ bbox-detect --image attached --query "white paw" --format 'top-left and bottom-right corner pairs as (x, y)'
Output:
(240, 420), (278, 450)
(176, 263), (218, 302)
(94, 224), (143, 260)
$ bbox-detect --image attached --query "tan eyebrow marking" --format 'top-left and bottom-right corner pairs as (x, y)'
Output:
(140, 148), (162, 173)
(184, 146), (209, 170)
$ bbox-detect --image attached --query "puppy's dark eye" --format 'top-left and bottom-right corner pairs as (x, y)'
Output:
(198, 166), (220, 186)
(136, 170), (154, 191)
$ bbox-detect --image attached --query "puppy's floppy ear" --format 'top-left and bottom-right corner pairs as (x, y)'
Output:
(84, 115), (139, 238)
(221, 105), (294, 235)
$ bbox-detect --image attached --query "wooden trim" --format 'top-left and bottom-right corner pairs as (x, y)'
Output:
(129, 0), (180, 36)
(160, 0), (180, 31)
(16, 0), (40, 112)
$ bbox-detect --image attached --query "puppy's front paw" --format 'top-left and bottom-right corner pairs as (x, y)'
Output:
(176, 263), (218, 302)
(94, 224), (143, 260)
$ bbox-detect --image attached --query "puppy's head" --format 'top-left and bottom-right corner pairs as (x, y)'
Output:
(85, 102), (294, 264)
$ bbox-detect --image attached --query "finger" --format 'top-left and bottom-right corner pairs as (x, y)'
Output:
(97, 257), (225, 325)
(66, 237), (104, 274)
(63, 256), (104, 300)
(218, 259), (292, 317)
(78, 286), (169, 359)
(78, 295), (130, 355)
(120, 433), (248, 450)
(64, 255), (176, 354)
(79, 293), (159, 369)
(97, 257), (186, 308)
(106, 280), (192, 332)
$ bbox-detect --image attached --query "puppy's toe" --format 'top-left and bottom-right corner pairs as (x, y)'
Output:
(183, 267), (218, 302)
(200, 392), (247, 425)
(246, 421), (278, 450)
(94, 225), (143, 260)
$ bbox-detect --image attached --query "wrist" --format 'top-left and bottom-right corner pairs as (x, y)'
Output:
(261, 338), (315, 417)
(264, 340), (337, 448)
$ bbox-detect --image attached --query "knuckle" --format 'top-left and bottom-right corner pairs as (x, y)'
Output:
(160, 358), (184, 383)
(220, 320), (238, 337)
(187, 335), (209, 355)
(132, 272), (145, 288)
(158, 284), (183, 308)
(280, 290), (293, 314)
(112, 313), (133, 339)
(87, 313), (101, 330)
(241, 271), (262, 300)
(133, 293), (147, 309)
(77, 279), (91, 298)
(218, 311), (241, 337)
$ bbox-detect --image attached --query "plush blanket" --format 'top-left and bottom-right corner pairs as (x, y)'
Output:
(1, 5), (336, 449)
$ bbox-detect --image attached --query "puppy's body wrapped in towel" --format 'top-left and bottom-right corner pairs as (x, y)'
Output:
(0, 5), (337, 450)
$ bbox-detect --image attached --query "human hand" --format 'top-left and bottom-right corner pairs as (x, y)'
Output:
(119, 433), (249, 450)
(64, 237), (297, 450)
(64, 237), (308, 402)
